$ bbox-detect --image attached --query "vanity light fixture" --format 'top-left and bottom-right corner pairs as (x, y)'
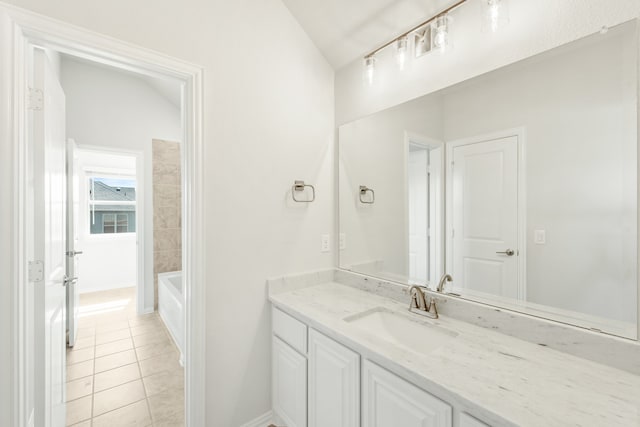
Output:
(395, 36), (409, 70)
(433, 14), (451, 52)
(364, 55), (377, 86)
(482, 0), (509, 33)
(362, 0), (467, 78)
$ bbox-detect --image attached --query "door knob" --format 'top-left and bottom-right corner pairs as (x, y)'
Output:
(66, 250), (83, 256)
(496, 249), (515, 256)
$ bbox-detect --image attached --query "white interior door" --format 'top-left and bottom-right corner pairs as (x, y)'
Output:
(408, 147), (429, 282)
(449, 135), (519, 298)
(32, 48), (67, 427)
(66, 140), (81, 347)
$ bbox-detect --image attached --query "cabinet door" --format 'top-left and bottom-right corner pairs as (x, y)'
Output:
(363, 360), (452, 427)
(308, 329), (360, 427)
(273, 336), (307, 427)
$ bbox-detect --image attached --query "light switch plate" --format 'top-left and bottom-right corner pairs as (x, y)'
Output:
(339, 233), (346, 250)
(534, 229), (546, 244)
(321, 234), (330, 253)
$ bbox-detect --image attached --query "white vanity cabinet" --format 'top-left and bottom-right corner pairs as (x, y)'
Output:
(363, 359), (453, 427)
(308, 329), (360, 427)
(272, 306), (487, 427)
(272, 308), (308, 427)
(272, 336), (307, 427)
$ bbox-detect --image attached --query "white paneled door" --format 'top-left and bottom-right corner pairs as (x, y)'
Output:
(408, 147), (429, 283)
(32, 48), (67, 427)
(66, 139), (81, 347)
(450, 135), (519, 298)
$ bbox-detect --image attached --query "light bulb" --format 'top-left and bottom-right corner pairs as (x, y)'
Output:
(363, 55), (376, 86)
(433, 15), (450, 53)
(395, 36), (409, 70)
(483, 0), (509, 33)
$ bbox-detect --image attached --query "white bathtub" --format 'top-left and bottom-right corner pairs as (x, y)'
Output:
(158, 270), (184, 365)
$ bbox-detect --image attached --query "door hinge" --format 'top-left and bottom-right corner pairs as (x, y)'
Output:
(27, 87), (43, 111)
(28, 260), (44, 282)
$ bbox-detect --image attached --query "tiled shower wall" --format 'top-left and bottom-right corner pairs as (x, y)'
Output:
(152, 139), (182, 308)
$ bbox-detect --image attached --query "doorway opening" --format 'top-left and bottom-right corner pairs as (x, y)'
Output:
(2, 5), (205, 426)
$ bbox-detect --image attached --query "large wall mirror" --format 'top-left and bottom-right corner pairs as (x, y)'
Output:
(339, 20), (638, 339)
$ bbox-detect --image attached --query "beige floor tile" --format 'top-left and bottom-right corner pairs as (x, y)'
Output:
(95, 337), (134, 358)
(93, 379), (146, 416)
(67, 360), (94, 382)
(69, 420), (91, 427)
(139, 352), (181, 378)
(67, 346), (95, 365)
(142, 369), (184, 397)
(152, 411), (185, 427)
(128, 314), (161, 327)
(66, 395), (92, 426)
(96, 319), (130, 333)
(95, 328), (131, 345)
(71, 335), (95, 350)
(130, 324), (162, 337)
(94, 363), (141, 393)
(135, 340), (177, 361)
(92, 398), (151, 427)
(66, 376), (94, 401)
(76, 327), (96, 338)
(148, 389), (184, 423)
(95, 349), (137, 373)
(133, 331), (169, 348)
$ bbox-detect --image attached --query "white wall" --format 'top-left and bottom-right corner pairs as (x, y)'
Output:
(339, 94), (442, 277)
(0, 1), (335, 425)
(335, 0), (639, 125)
(75, 150), (138, 294)
(60, 57), (181, 310)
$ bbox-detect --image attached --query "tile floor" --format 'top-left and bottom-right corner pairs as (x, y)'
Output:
(66, 287), (184, 426)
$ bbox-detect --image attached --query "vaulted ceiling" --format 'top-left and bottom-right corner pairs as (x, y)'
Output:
(281, 0), (458, 69)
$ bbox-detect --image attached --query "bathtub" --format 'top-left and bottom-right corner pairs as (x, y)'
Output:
(158, 270), (184, 365)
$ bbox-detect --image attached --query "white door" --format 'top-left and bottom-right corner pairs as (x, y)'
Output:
(362, 360), (452, 427)
(66, 140), (81, 347)
(408, 146), (429, 283)
(272, 337), (307, 427)
(32, 48), (67, 427)
(449, 135), (519, 299)
(308, 329), (359, 427)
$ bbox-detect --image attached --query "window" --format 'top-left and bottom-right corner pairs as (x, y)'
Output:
(89, 176), (136, 235)
(102, 213), (129, 233)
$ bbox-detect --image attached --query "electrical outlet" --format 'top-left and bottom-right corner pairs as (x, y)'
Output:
(339, 233), (346, 250)
(321, 234), (330, 253)
(534, 229), (546, 244)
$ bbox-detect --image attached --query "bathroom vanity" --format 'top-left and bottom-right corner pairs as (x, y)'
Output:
(269, 276), (640, 427)
(268, 16), (640, 427)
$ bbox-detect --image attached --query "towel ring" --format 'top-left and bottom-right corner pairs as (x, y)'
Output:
(292, 180), (315, 203)
(359, 185), (375, 204)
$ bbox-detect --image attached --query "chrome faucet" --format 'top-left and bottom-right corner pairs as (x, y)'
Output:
(408, 285), (439, 319)
(436, 274), (453, 293)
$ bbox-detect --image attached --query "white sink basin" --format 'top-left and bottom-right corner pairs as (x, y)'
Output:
(344, 308), (457, 354)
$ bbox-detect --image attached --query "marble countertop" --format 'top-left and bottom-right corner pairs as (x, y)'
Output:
(269, 281), (640, 427)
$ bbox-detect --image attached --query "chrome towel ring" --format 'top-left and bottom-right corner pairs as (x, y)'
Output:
(292, 180), (316, 203)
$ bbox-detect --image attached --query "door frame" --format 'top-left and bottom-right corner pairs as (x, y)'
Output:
(445, 127), (527, 300)
(403, 131), (444, 286)
(0, 4), (206, 426)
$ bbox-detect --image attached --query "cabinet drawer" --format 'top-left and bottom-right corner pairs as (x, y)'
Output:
(460, 413), (490, 427)
(273, 307), (308, 354)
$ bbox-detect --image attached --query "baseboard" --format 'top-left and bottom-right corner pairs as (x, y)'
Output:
(239, 410), (274, 427)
